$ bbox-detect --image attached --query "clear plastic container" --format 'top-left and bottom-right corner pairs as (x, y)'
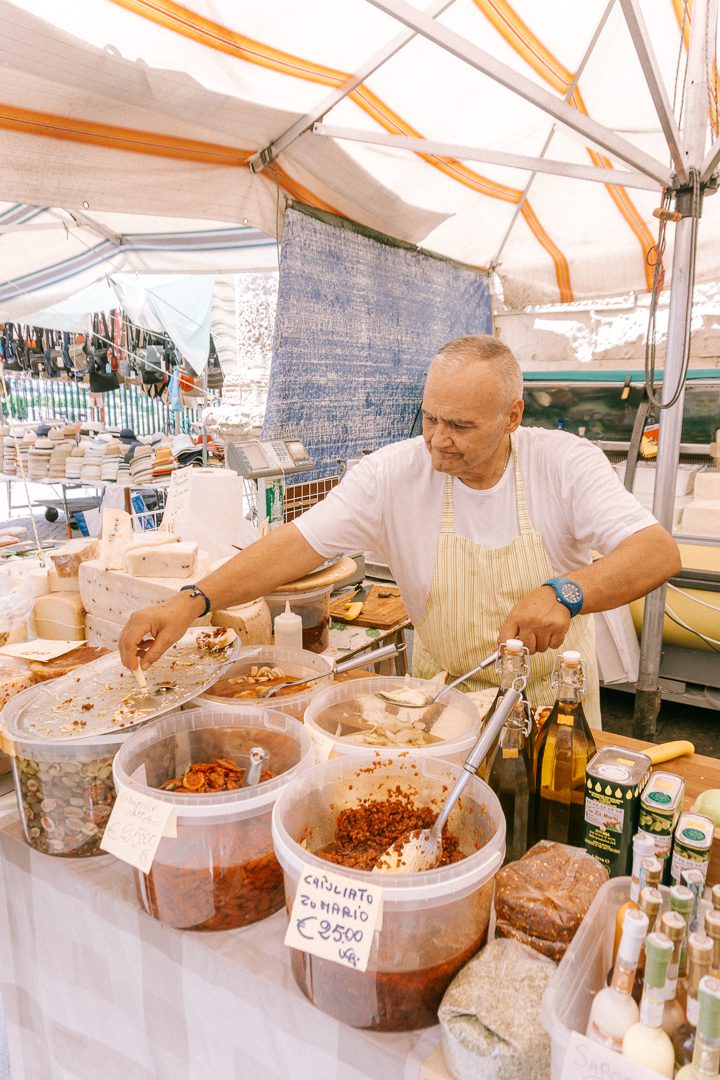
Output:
(191, 645), (334, 721)
(540, 876), (670, 1078)
(304, 677), (483, 765)
(113, 707), (313, 931)
(264, 586), (332, 653)
(5, 727), (131, 857)
(271, 753), (505, 1031)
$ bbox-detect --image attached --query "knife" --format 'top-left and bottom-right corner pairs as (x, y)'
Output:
(341, 583), (370, 621)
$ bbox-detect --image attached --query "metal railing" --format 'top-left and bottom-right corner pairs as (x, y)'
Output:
(0, 375), (219, 435)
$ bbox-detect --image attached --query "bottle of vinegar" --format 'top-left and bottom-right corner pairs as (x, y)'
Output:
(533, 650), (596, 847)
(487, 699), (534, 864)
(674, 934), (714, 1069)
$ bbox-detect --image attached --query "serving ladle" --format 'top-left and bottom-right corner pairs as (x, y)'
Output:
(376, 648), (501, 708)
(258, 642), (405, 699)
(373, 682), (524, 874)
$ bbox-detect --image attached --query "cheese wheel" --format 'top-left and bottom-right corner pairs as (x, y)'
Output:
(211, 599), (272, 646)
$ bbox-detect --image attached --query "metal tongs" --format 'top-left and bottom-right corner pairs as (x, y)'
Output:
(258, 642), (405, 699)
(373, 678), (525, 874)
(376, 647), (501, 708)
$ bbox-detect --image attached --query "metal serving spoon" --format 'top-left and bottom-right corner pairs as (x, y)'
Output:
(258, 642), (405, 699)
(376, 648), (501, 708)
(373, 683), (523, 874)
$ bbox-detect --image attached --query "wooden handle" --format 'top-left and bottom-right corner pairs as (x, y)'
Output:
(646, 740), (695, 766)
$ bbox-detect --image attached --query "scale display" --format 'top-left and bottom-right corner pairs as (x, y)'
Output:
(227, 438), (314, 479)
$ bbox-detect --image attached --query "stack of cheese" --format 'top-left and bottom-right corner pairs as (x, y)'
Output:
(129, 445), (154, 485)
(31, 537), (99, 640)
(80, 509), (202, 647)
(680, 468), (720, 537)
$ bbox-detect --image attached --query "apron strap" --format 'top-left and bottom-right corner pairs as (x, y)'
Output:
(511, 433), (534, 534)
(441, 476), (455, 534)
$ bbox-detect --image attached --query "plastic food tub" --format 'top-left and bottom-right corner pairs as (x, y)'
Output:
(304, 677), (483, 765)
(541, 876), (670, 1078)
(113, 707), (313, 931)
(264, 586), (332, 653)
(272, 753), (505, 1031)
(5, 727), (131, 857)
(191, 645), (334, 721)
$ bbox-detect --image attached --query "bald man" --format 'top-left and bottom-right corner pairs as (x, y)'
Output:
(119, 335), (680, 724)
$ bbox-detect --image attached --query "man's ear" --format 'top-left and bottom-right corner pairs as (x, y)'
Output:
(506, 398), (524, 433)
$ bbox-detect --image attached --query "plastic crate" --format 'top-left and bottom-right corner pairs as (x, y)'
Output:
(540, 876), (671, 1079)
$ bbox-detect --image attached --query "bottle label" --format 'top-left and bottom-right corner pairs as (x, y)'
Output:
(639, 999), (664, 1027)
(585, 799), (624, 831)
(502, 748), (519, 759)
(687, 995), (699, 1027)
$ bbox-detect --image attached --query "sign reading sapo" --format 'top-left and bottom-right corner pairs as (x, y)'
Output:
(284, 863), (384, 972)
(561, 1031), (667, 1080)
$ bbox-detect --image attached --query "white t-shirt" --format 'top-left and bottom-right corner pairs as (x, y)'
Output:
(295, 427), (657, 623)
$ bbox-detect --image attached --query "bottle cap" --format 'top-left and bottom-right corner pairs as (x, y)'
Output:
(504, 638), (524, 653)
(639, 886), (663, 922)
(688, 933), (714, 964)
(705, 909), (720, 940)
(712, 883), (720, 911)
(619, 908), (649, 963)
(561, 650), (582, 665)
(633, 833), (656, 858)
(645, 932), (673, 989)
(642, 856), (662, 889)
(698, 976), (720, 1041)
(661, 910), (687, 943)
(671, 884), (694, 918)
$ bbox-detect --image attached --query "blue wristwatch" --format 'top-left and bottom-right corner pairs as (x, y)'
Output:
(542, 577), (584, 618)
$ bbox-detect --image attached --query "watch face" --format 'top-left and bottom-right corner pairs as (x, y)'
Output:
(560, 582), (582, 604)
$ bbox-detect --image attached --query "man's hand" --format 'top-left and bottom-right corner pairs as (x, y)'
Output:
(118, 596), (195, 672)
(497, 586), (571, 654)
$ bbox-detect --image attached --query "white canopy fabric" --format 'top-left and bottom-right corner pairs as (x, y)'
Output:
(17, 273), (219, 372)
(0, 0), (717, 309)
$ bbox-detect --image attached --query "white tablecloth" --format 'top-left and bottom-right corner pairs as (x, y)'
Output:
(0, 800), (441, 1080)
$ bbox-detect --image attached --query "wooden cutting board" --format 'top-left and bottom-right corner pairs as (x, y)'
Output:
(329, 585), (409, 629)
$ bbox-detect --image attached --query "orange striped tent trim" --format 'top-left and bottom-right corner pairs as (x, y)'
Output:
(473, 0), (656, 292)
(109, 0), (573, 299)
(672, 0), (719, 137)
(0, 103), (340, 216)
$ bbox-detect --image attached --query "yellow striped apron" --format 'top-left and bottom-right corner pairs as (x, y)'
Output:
(412, 434), (602, 728)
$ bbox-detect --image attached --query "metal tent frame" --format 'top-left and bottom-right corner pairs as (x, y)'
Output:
(250, 0), (718, 739)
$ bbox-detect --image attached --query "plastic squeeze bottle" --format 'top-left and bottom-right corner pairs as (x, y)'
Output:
(273, 601), (303, 650)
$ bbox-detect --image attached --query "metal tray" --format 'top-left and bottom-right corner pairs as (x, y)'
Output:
(2, 630), (242, 743)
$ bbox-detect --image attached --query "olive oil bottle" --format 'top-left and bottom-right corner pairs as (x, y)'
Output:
(534, 650), (596, 847)
(487, 698), (534, 864)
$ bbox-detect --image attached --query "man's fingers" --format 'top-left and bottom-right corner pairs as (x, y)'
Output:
(497, 619), (520, 646)
(138, 626), (182, 669)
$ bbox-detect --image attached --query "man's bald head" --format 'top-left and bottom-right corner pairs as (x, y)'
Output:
(430, 335), (523, 419)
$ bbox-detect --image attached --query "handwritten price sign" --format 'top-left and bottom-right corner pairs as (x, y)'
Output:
(100, 787), (176, 873)
(284, 864), (384, 972)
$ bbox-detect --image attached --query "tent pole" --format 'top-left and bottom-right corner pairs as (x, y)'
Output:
(632, 214), (695, 739)
(632, 0), (714, 739)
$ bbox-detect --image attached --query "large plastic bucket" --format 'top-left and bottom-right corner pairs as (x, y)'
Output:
(304, 676), (482, 765)
(113, 707), (313, 930)
(271, 753), (505, 1031)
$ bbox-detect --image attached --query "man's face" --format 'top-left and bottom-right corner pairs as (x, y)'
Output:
(421, 359), (522, 485)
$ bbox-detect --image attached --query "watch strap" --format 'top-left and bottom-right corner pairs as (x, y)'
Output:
(542, 576), (584, 618)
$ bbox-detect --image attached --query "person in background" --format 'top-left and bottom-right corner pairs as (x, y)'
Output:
(119, 335), (680, 725)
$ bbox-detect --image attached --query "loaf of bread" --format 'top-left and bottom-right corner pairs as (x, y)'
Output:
(494, 840), (608, 953)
